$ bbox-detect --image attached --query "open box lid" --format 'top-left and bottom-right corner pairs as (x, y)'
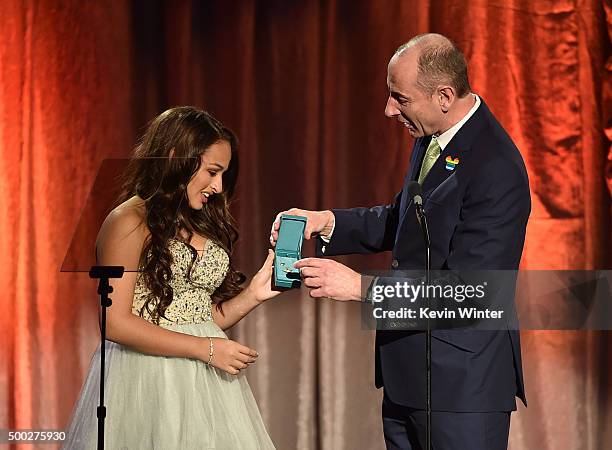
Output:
(276, 215), (307, 257)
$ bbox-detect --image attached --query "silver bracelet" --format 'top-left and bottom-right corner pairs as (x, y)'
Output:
(206, 337), (214, 365)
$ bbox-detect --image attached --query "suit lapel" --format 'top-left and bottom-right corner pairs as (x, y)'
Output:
(398, 137), (430, 224)
(420, 142), (468, 195)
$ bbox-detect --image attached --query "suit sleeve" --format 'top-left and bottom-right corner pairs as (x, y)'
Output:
(315, 190), (403, 257)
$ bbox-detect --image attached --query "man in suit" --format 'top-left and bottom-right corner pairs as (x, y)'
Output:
(270, 33), (530, 450)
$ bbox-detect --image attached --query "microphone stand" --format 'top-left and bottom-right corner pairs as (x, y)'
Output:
(89, 265), (124, 450)
(414, 197), (432, 450)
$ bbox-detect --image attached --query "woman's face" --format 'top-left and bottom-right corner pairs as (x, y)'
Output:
(186, 140), (232, 210)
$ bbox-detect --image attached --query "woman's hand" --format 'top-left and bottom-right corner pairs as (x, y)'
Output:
(201, 337), (259, 375)
(246, 250), (282, 303)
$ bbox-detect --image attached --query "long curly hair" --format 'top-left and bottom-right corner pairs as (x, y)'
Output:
(118, 106), (245, 323)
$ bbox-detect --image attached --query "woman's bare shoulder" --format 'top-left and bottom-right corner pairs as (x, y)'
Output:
(109, 196), (146, 226)
(96, 196), (149, 254)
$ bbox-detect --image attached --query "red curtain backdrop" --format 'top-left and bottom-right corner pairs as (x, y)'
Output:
(1, 1), (611, 449)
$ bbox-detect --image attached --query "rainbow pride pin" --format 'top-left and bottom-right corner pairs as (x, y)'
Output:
(445, 156), (459, 171)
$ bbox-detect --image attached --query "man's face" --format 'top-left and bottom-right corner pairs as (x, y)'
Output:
(384, 51), (442, 137)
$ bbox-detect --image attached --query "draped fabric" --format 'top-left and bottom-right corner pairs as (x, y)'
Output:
(1, 1), (611, 449)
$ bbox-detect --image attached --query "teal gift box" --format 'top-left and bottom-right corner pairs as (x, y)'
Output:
(274, 214), (307, 289)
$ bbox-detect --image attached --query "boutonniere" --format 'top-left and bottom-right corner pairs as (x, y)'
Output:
(445, 155), (459, 171)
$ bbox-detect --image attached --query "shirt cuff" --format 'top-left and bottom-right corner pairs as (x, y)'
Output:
(319, 217), (335, 243)
(364, 276), (379, 304)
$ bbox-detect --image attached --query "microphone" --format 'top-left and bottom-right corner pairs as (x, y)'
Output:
(408, 181), (423, 216)
(408, 181), (430, 247)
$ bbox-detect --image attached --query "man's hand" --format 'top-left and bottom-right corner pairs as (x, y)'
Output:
(270, 208), (335, 247)
(294, 257), (362, 301)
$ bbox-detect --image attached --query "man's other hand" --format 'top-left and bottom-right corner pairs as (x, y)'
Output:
(270, 208), (335, 247)
(294, 257), (361, 301)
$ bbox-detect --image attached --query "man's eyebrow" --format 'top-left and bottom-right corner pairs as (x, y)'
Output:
(391, 91), (410, 102)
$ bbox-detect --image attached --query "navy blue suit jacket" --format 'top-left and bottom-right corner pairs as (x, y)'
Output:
(317, 99), (530, 412)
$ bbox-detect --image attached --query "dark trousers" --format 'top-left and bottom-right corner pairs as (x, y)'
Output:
(382, 393), (511, 450)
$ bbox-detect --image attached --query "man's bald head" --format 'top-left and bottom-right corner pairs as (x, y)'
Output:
(391, 33), (471, 98)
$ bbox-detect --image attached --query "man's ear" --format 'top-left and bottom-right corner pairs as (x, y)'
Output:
(437, 86), (455, 113)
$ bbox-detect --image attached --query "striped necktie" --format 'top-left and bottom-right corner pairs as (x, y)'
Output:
(418, 136), (441, 185)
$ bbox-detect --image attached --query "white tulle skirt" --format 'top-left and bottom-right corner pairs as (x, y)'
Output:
(62, 322), (275, 449)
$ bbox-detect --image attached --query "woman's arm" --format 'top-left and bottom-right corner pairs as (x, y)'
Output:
(98, 205), (258, 374)
(211, 250), (280, 330)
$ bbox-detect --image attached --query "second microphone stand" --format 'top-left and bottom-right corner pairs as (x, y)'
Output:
(89, 265), (124, 450)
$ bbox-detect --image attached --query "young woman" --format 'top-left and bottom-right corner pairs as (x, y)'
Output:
(63, 107), (278, 449)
